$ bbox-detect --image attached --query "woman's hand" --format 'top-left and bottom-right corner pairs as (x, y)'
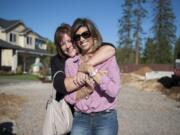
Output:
(76, 86), (93, 101)
(90, 70), (108, 84)
(73, 72), (88, 86)
(78, 62), (94, 73)
(85, 77), (95, 89)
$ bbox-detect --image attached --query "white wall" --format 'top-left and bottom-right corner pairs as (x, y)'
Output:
(1, 49), (13, 67)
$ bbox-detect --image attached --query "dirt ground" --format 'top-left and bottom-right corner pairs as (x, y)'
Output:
(0, 72), (180, 135)
(122, 67), (180, 102)
(0, 93), (26, 120)
(0, 81), (51, 135)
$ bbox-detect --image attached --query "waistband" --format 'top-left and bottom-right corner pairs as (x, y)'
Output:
(76, 109), (115, 116)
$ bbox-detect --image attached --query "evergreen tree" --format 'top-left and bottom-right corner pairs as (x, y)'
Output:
(118, 0), (135, 64)
(152, 0), (176, 63)
(133, 0), (147, 64)
(142, 38), (156, 63)
(175, 37), (180, 59)
(116, 47), (135, 64)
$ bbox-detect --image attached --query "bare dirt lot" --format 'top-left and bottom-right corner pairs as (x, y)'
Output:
(0, 75), (180, 135)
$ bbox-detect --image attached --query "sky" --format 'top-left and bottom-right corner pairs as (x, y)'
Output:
(0, 0), (180, 47)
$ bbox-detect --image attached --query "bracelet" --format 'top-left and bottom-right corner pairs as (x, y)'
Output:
(89, 69), (98, 77)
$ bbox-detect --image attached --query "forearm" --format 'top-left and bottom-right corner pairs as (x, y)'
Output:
(53, 72), (75, 95)
(87, 45), (115, 66)
(76, 86), (93, 101)
(90, 71), (120, 98)
(64, 77), (82, 92)
(89, 57), (120, 98)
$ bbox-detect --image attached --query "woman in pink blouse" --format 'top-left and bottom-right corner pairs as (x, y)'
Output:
(65, 18), (121, 135)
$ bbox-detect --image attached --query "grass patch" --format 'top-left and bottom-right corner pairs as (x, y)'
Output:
(0, 74), (39, 81)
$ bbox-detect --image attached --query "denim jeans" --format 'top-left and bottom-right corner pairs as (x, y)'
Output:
(70, 110), (118, 135)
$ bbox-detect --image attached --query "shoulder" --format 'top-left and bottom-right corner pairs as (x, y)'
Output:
(51, 54), (65, 63)
(65, 55), (80, 66)
(51, 54), (58, 62)
(101, 42), (116, 48)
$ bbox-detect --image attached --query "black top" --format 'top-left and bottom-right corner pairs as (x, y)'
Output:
(50, 54), (67, 101)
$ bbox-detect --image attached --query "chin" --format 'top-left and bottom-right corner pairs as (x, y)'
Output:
(69, 52), (76, 57)
(81, 47), (90, 52)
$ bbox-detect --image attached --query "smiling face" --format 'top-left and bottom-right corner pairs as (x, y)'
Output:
(60, 34), (77, 57)
(74, 26), (94, 54)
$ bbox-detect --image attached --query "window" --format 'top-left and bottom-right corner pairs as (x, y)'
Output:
(35, 39), (43, 49)
(27, 36), (32, 45)
(9, 33), (16, 43)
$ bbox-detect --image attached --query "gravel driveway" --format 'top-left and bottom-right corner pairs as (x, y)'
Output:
(0, 82), (180, 135)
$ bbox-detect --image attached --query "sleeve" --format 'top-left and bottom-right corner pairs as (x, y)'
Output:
(98, 56), (120, 98)
(53, 72), (68, 95)
(50, 55), (65, 77)
(64, 59), (76, 105)
(50, 56), (67, 95)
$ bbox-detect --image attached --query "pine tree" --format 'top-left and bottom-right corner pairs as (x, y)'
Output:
(152, 0), (176, 63)
(118, 0), (135, 64)
(143, 38), (156, 63)
(175, 37), (180, 59)
(133, 0), (147, 64)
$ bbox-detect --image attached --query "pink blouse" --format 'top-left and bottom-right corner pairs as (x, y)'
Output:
(65, 55), (120, 113)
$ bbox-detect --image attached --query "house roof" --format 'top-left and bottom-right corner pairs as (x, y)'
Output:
(0, 39), (52, 56)
(0, 18), (21, 29)
(20, 28), (32, 34)
(0, 18), (47, 41)
(0, 39), (21, 49)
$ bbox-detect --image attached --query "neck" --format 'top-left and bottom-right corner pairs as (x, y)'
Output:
(81, 48), (93, 55)
(80, 53), (93, 62)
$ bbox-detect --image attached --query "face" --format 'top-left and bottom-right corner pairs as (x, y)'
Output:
(60, 34), (76, 57)
(74, 26), (93, 54)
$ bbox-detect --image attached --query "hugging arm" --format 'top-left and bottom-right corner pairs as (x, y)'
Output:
(51, 56), (84, 94)
(65, 43), (116, 91)
(87, 43), (115, 66)
(88, 57), (120, 98)
(53, 44), (116, 100)
(77, 43), (116, 80)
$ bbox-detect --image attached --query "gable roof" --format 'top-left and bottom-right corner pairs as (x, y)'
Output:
(0, 18), (21, 30)
(0, 18), (48, 41)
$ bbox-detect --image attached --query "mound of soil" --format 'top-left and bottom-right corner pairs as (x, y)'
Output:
(121, 73), (140, 84)
(133, 66), (153, 76)
(121, 73), (180, 102)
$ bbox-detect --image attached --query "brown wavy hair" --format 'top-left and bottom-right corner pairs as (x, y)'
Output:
(71, 18), (103, 53)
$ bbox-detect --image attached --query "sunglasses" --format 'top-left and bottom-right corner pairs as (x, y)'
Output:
(73, 31), (91, 42)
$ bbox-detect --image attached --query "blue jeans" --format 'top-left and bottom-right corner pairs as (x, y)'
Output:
(70, 110), (118, 135)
